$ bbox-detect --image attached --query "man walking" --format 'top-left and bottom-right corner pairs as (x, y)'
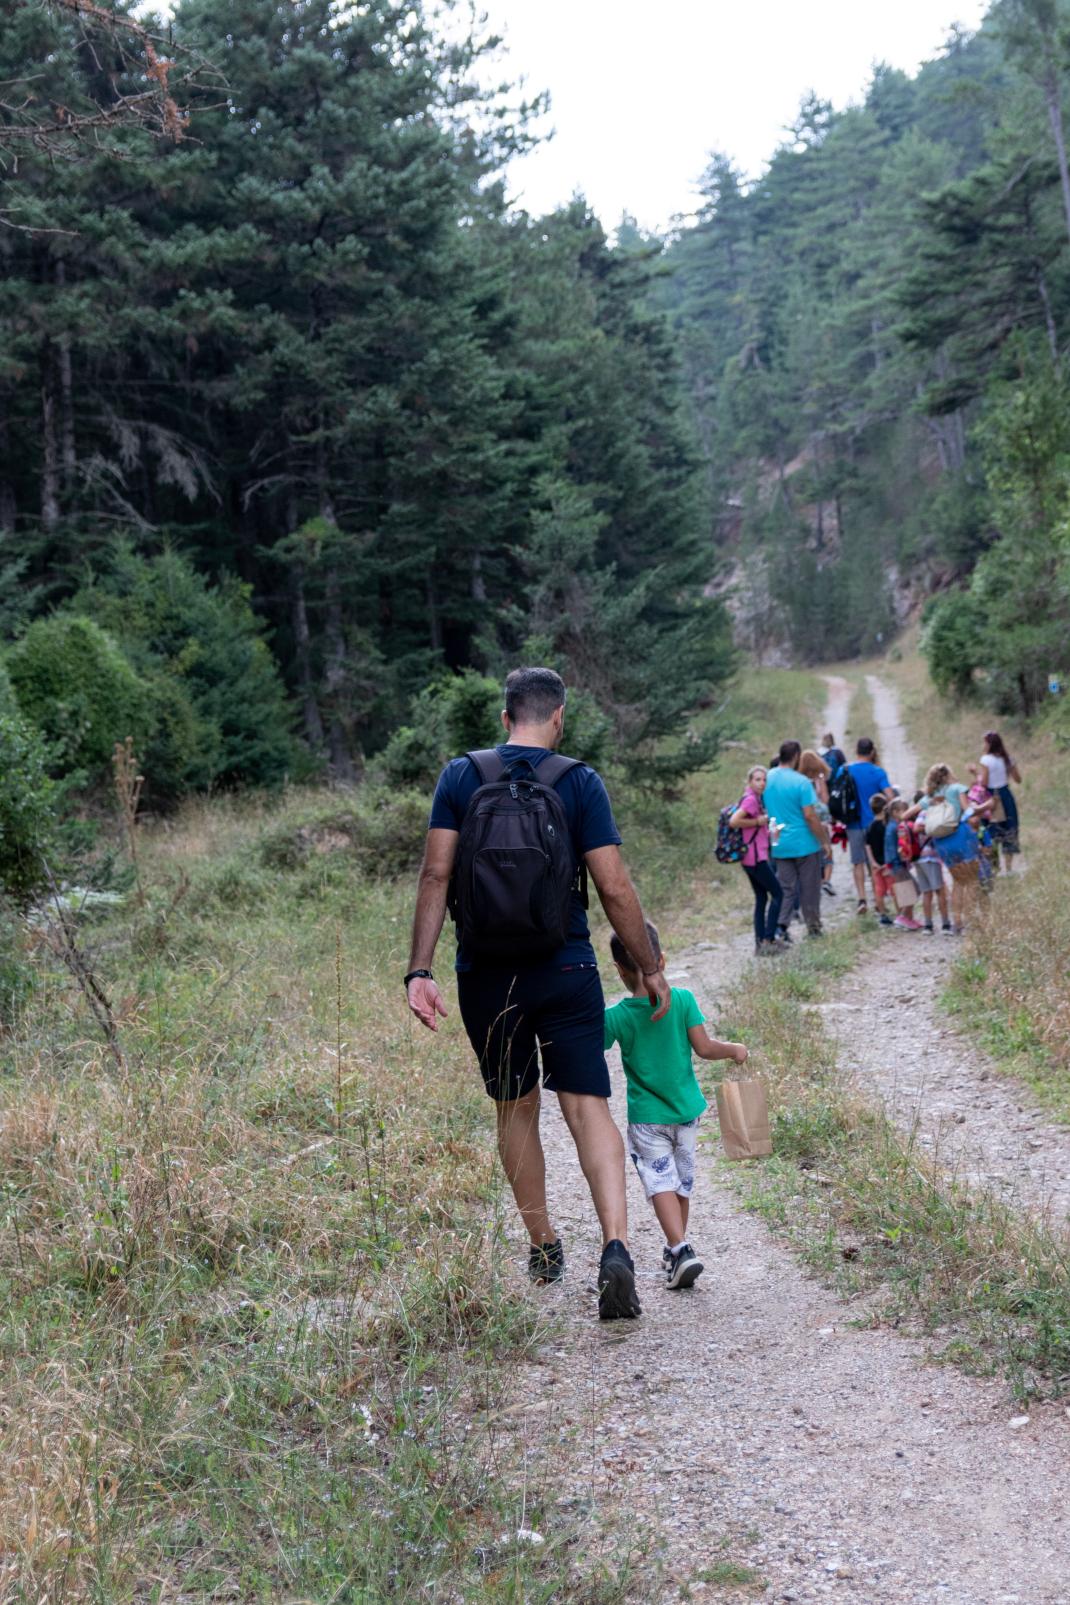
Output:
(846, 737), (891, 914)
(405, 666), (670, 1321)
(764, 739), (828, 938)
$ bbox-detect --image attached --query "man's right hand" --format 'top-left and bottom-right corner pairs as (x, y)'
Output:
(644, 969), (672, 1022)
(408, 977), (448, 1031)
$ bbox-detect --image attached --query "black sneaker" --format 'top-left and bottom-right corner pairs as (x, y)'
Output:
(923, 922), (933, 933)
(942, 921), (953, 933)
(775, 925), (793, 945)
(822, 882), (836, 897)
(597, 1239), (641, 1320)
(661, 1245), (672, 1271)
(528, 1238), (564, 1284)
(666, 1243), (704, 1290)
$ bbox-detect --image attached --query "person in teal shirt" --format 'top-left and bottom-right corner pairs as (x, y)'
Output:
(762, 740), (828, 939)
(603, 922), (748, 1291)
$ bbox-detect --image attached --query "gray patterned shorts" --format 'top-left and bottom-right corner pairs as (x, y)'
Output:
(628, 1118), (699, 1198)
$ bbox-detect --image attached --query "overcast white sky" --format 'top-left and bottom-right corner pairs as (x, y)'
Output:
(474, 0), (992, 233)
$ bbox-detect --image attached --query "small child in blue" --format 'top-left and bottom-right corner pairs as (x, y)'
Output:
(604, 921), (748, 1291)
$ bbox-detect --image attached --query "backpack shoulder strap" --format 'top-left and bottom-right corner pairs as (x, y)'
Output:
(466, 749), (507, 786)
(533, 753), (583, 788)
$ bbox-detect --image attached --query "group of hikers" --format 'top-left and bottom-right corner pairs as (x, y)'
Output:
(405, 667), (1022, 1325)
(726, 730), (1022, 948)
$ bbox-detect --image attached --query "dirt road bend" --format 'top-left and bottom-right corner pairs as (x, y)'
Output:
(506, 673), (1070, 1602)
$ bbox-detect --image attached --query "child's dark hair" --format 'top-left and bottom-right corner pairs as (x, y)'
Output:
(611, 921), (661, 975)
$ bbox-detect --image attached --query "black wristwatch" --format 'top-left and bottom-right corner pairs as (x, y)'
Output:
(404, 968), (434, 989)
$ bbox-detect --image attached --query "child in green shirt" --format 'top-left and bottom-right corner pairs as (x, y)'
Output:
(604, 921), (748, 1290)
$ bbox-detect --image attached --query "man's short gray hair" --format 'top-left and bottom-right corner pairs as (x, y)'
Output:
(504, 666), (566, 725)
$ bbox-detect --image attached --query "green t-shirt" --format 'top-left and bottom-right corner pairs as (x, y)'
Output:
(603, 985), (708, 1125)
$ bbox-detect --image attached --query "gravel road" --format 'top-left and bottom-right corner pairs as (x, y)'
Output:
(505, 675), (1070, 1602)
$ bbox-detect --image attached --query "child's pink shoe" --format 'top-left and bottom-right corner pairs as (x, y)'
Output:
(894, 915), (923, 930)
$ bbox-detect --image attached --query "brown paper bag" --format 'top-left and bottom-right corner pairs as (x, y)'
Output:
(892, 874), (918, 910)
(715, 1076), (772, 1160)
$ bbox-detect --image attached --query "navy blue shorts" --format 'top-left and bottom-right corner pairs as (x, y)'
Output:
(456, 964), (611, 1103)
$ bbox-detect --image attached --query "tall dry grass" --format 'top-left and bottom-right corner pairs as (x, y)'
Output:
(0, 792), (636, 1601)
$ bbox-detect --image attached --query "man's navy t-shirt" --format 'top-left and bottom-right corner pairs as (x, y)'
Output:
(847, 759), (892, 829)
(428, 744), (621, 971)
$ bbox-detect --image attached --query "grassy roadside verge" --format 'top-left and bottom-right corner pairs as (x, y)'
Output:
(708, 929), (1070, 1401)
(0, 796), (642, 1602)
(0, 664), (826, 1601)
(875, 636), (1070, 1123)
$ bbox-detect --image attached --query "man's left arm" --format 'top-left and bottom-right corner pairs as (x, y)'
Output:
(406, 827), (458, 1031)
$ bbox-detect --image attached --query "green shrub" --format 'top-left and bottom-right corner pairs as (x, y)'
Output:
(0, 660), (17, 719)
(373, 670), (613, 788)
(7, 615), (152, 783)
(257, 788), (427, 880)
(921, 590), (986, 701)
(0, 709), (56, 904)
(71, 546), (295, 797)
(0, 896), (34, 1021)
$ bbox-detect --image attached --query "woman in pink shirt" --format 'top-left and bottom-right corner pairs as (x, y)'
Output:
(729, 765), (784, 954)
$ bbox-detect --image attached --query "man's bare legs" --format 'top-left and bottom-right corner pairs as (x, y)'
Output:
(557, 1090), (628, 1247)
(495, 1088), (554, 1246)
(494, 1088), (628, 1248)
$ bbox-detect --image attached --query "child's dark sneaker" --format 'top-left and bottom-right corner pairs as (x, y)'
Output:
(666, 1243), (704, 1290)
(942, 921), (953, 933)
(923, 922), (934, 933)
(598, 1239), (641, 1320)
(879, 914), (894, 926)
(528, 1238), (564, 1284)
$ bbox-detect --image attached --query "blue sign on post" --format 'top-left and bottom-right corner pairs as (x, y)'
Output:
(1050, 674), (1063, 695)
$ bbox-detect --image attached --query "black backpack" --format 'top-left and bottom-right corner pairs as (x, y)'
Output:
(448, 750), (587, 959)
(828, 762), (861, 826)
(714, 798), (750, 864)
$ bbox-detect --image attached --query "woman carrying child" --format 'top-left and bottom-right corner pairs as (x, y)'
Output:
(883, 797), (923, 930)
(905, 763), (992, 934)
(729, 766), (783, 955)
(967, 731), (1022, 872)
(604, 922), (748, 1290)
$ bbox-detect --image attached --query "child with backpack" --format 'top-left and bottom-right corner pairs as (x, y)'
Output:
(883, 798), (923, 930)
(865, 791), (895, 926)
(726, 765), (784, 954)
(604, 921), (748, 1291)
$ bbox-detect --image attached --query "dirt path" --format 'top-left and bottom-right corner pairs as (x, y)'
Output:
(819, 675), (851, 767)
(524, 937), (1070, 1602)
(510, 673), (1070, 1602)
(825, 674), (1070, 1225)
(865, 671), (917, 797)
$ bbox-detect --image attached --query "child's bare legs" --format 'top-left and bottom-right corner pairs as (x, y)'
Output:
(652, 1190), (689, 1246)
(922, 889), (933, 924)
(937, 886), (949, 922)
